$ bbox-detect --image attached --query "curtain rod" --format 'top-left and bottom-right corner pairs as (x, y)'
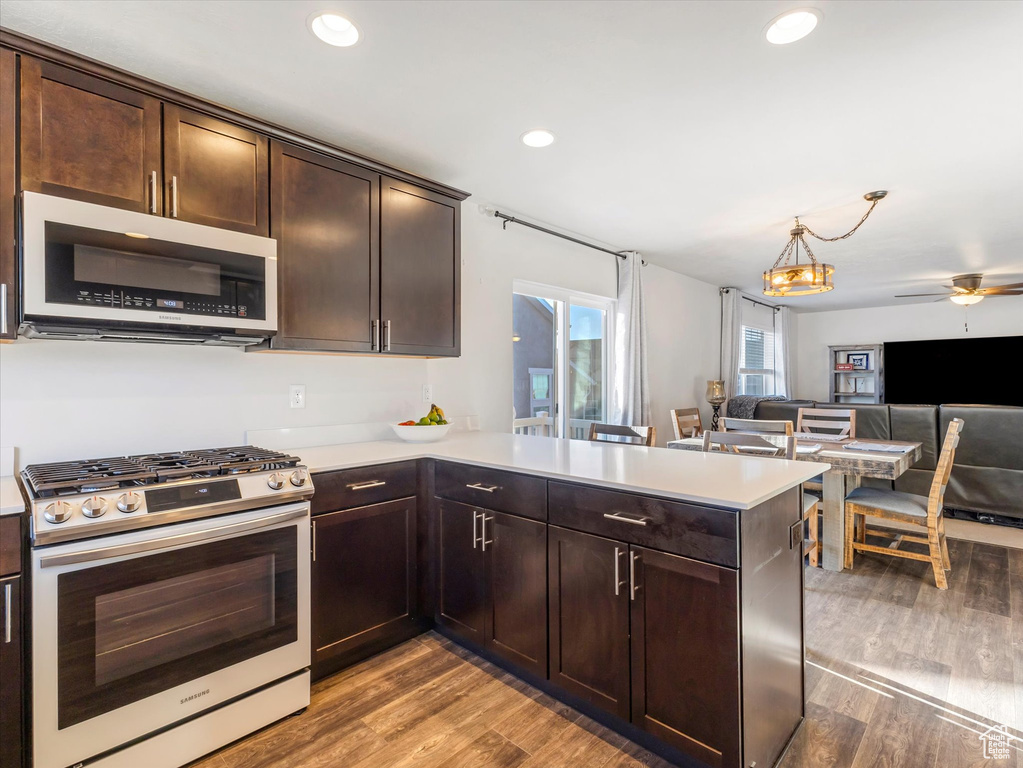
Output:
(493, 210), (644, 263)
(720, 287), (781, 312)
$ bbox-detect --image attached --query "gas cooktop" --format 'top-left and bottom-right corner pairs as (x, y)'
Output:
(22, 445), (313, 546)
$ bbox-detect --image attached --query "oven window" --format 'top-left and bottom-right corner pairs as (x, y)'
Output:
(57, 527), (297, 729)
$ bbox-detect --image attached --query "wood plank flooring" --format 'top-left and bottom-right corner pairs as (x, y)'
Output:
(192, 540), (1023, 768)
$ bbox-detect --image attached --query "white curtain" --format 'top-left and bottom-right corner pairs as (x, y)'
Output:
(773, 306), (795, 398)
(612, 252), (650, 426)
(720, 288), (742, 400)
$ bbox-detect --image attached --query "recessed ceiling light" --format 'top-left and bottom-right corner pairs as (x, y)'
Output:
(309, 12), (361, 47)
(765, 9), (821, 45)
(521, 129), (555, 148)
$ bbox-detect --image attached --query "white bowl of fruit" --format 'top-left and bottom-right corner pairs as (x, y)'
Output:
(391, 405), (452, 443)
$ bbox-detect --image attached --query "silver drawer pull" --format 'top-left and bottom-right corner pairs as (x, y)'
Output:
(466, 483), (499, 493)
(603, 511), (649, 527)
(348, 480), (386, 490)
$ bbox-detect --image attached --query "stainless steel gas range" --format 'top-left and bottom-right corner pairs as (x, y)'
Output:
(20, 446), (314, 768)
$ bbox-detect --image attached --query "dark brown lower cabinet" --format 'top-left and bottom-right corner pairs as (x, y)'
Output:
(548, 526), (631, 719)
(311, 498), (417, 678)
(436, 500), (547, 677)
(1, 575), (22, 768)
(630, 547), (739, 768)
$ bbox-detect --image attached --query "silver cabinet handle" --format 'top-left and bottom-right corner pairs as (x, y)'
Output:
(149, 171), (158, 214)
(482, 514), (494, 551)
(371, 319), (380, 350)
(466, 483), (499, 493)
(603, 511), (649, 527)
(3, 582), (11, 644)
(347, 480), (386, 490)
(311, 519), (317, 562)
(0, 283), (7, 336)
(630, 551), (639, 602)
(384, 320), (392, 351)
(472, 511), (480, 549)
(170, 175), (179, 218)
(614, 546), (622, 596)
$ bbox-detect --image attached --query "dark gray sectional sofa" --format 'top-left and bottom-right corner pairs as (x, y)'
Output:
(753, 400), (1023, 524)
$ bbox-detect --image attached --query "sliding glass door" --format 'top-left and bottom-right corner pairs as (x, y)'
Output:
(512, 282), (613, 439)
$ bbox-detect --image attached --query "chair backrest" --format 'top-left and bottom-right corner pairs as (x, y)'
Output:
(701, 431), (795, 459)
(797, 407), (856, 438)
(670, 408), (703, 440)
(928, 418), (964, 520)
(720, 417), (793, 436)
(512, 412), (553, 437)
(589, 422), (657, 447)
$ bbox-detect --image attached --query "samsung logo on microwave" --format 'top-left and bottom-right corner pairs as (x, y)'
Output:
(158, 315), (183, 321)
(181, 688), (210, 705)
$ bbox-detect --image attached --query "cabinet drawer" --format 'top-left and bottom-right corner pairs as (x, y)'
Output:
(311, 461), (417, 514)
(435, 462), (547, 521)
(548, 482), (738, 568)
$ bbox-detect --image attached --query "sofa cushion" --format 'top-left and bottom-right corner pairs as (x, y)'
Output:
(890, 405), (939, 470)
(940, 405), (1023, 470)
(813, 403), (891, 440)
(943, 465), (1023, 516)
(754, 400), (813, 424)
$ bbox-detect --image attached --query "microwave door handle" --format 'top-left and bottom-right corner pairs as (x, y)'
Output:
(38, 505), (308, 568)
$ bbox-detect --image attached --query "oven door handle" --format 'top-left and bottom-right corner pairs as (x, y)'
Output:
(38, 506), (309, 569)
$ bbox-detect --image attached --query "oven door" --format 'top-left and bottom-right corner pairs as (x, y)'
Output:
(31, 503), (310, 768)
(21, 191), (277, 334)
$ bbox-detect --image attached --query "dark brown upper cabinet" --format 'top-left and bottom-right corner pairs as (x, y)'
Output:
(380, 177), (460, 357)
(163, 104), (269, 235)
(269, 141), (379, 352)
(0, 48), (16, 340)
(630, 547), (740, 768)
(20, 57), (162, 213)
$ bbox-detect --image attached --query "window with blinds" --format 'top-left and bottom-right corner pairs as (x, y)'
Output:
(738, 325), (776, 396)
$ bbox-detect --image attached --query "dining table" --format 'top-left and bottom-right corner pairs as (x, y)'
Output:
(666, 434), (924, 571)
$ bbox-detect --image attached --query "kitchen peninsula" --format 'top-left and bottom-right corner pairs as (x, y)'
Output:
(289, 430), (826, 768)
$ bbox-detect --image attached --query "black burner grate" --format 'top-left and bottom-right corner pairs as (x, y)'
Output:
(22, 445), (300, 497)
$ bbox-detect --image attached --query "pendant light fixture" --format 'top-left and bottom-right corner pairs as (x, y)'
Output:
(763, 191), (887, 297)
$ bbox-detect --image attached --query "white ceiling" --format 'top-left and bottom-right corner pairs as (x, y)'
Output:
(2, 0), (1022, 312)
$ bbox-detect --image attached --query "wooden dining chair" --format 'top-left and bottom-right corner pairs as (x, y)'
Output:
(589, 423), (657, 447)
(669, 408), (703, 440)
(796, 407), (857, 438)
(703, 432), (820, 566)
(720, 417), (793, 436)
(843, 418), (964, 589)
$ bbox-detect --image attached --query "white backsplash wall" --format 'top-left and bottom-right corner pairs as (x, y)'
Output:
(794, 299), (1023, 401)
(0, 339), (428, 466)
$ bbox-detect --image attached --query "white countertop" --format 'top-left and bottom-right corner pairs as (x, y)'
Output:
(298, 431), (828, 511)
(1, 475), (25, 517)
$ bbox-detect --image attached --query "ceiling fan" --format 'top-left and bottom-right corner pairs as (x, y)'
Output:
(894, 273), (1023, 305)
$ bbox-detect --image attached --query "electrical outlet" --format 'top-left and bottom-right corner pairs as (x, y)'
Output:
(422, 384), (433, 402)
(289, 384), (306, 409)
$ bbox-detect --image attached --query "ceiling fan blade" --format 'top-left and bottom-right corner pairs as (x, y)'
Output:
(894, 293), (952, 297)
(980, 282), (1023, 292)
(980, 289), (1023, 296)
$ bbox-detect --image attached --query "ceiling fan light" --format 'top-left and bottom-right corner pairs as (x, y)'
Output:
(950, 293), (984, 306)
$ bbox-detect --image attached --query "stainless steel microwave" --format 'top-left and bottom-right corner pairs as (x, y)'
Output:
(20, 192), (278, 346)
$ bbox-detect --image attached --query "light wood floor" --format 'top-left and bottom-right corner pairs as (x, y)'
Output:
(192, 540), (1023, 768)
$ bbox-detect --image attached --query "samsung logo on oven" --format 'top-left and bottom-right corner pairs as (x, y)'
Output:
(181, 689), (210, 705)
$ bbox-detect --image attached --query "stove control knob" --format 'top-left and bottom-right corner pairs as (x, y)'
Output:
(267, 473), (286, 490)
(289, 470), (308, 488)
(117, 492), (143, 513)
(43, 501), (73, 524)
(82, 496), (109, 518)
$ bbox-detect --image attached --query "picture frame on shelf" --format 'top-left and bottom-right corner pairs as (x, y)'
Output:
(847, 352), (870, 370)
(855, 377), (870, 394)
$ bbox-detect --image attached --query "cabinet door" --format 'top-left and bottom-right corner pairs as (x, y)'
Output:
(311, 498), (417, 671)
(1, 575), (22, 768)
(379, 177), (460, 357)
(163, 105), (269, 235)
(270, 141), (379, 351)
(0, 48), (15, 340)
(548, 526), (630, 719)
(630, 546), (740, 768)
(483, 511), (547, 678)
(435, 500), (485, 644)
(20, 57), (161, 213)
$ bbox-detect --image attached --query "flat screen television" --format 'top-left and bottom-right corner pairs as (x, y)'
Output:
(884, 336), (1023, 406)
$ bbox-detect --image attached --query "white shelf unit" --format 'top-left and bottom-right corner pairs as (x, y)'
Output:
(828, 343), (884, 404)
